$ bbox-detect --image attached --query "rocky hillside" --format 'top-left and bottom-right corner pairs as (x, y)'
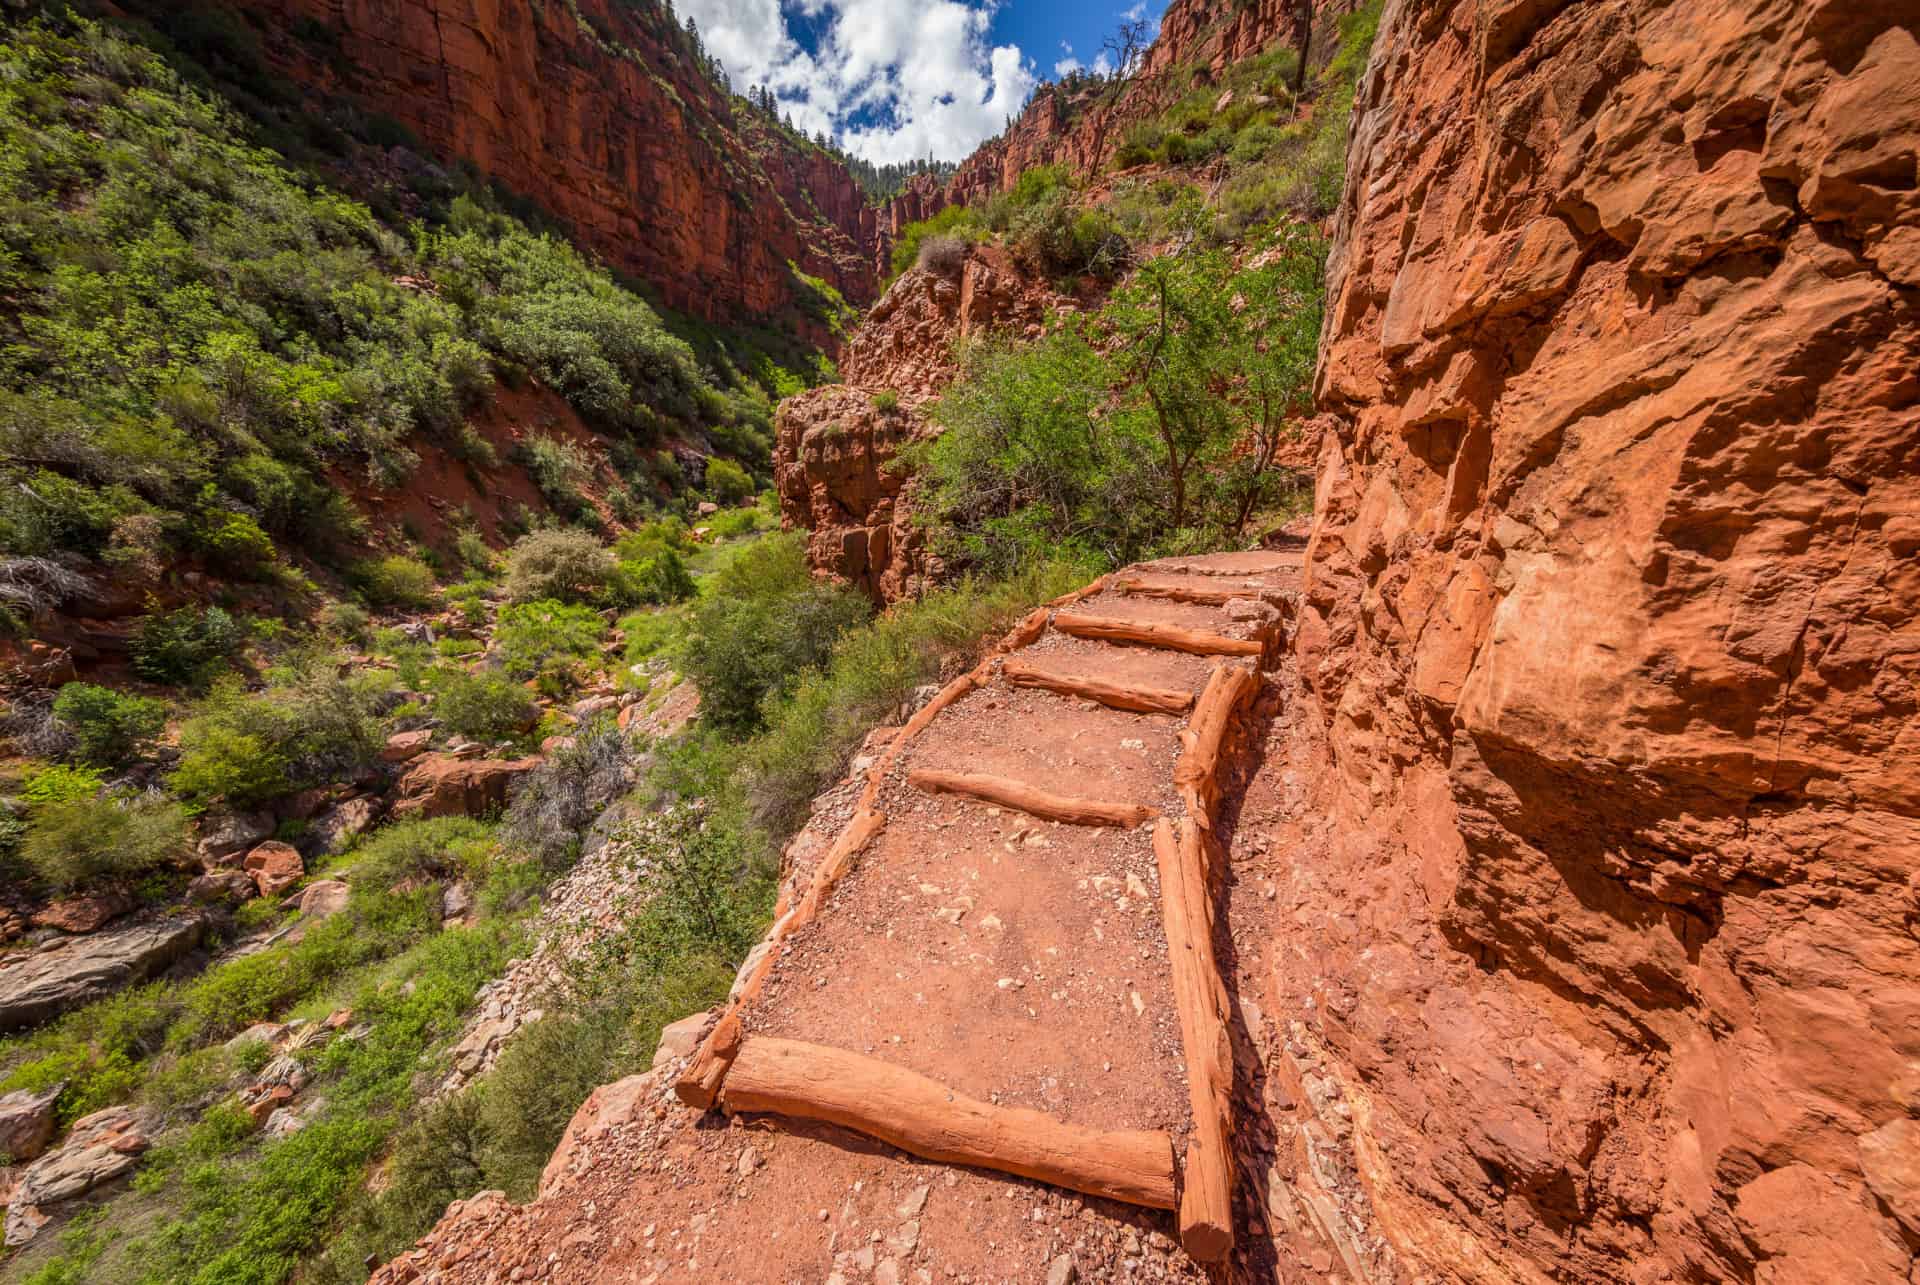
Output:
(180, 0), (880, 321)
(1290, 0), (1919, 1278)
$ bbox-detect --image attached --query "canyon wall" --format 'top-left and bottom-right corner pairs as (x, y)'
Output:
(1288, 0), (1919, 1279)
(876, 0), (1347, 254)
(228, 0), (876, 320)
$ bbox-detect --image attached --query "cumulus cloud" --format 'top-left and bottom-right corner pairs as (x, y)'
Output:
(678, 0), (1038, 163)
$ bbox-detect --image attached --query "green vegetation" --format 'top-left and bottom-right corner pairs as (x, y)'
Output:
(351, 555), (439, 609)
(920, 219), (1323, 573)
(0, 13), (819, 606)
(424, 668), (537, 744)
(491, 599), (607, 691)
(171, 658), (387, 808)
(676, 534), (871, 733)
(20, 790), (189, 893)
(886, 166), (1127, 285)
(50, 683), (167, 768)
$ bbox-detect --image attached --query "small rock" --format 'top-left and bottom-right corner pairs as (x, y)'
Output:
(243, 842), (305, 898)
(737, 1146), (761, 1177)
(0, 1084), (63, 1163)
(189, 871), (256, 903)
(1046, 1255), (1077, 1285)
(381, 729), (433, 763)
(290, 879), (351, 920)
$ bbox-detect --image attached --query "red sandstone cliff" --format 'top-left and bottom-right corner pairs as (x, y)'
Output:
(225, 0), (877, 321)
(1282, 0), (1920, 1279)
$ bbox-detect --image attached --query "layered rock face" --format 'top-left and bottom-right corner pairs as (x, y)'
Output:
(1289, 0), (1920, 1280)
(774, 387), (934, 603)
(230, 0), (876, 320)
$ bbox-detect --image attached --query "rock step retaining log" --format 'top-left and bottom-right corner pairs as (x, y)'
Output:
(906, 769), (1158, 828)
(720, 1036), (1177, 1210)
(1112, 573), (1263, 607)
(1154, 819), (1236, 1261)
(1001, 657), (1196, 714)
(1175, 663), (1260, 828)
(1052, 611), (1264, 658)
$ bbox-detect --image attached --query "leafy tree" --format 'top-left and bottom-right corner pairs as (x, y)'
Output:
(52, 683), (168, 768)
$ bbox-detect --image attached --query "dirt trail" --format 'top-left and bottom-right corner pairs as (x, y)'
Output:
(374, 551), (1395, 1284)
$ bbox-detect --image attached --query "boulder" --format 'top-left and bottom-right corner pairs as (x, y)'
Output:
(389, 754), (540, 820)
(1858, 1118), (1920, 1236)
(30, 890), (134, 935)
(0, 917), (206, 1034)
(306, 795), (378, 856)
(289, 879), (351, 920)
(278, 787), (333, 821)
(381, 729), (433, 763)
(651, 1010), (713, 1069)
(2, 1105), (148, 1247)
(440, 882), (472, 923)
(188, 870), (256, 903)
(242, 842), (304, 898)
(196, 811), (274, 866)
(0, 1084), (63, 1162)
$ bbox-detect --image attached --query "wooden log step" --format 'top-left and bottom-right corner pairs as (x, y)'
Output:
(1001, 657), (1195, 715)
(1053, 611), (1264, 657)
(906, 769), (1157, 827)
(1112, 572), (1262, 607)
(1154, 819), (1235, 1261)
(720, 1036), (1177, 1211)
(1175, 664), (1260, 827)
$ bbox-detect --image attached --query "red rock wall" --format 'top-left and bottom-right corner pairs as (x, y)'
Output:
(1289, 0), (1920, 1279)
(231, 0), (877, 319)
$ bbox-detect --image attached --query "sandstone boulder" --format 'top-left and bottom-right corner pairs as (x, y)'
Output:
(306, 795), (378, 856)
(0, 917), (205, 1033)
(29, 890), (133, 935)
(0, 1084), (62, 1162)
(389, 753), (540, 820)
(242, 842), (304, 898)
(381, 729), (432, 763)
(289, 879), (351, 921)
(188, 871), (256, 903)
(196, 811), (273, 866)
(2, 1105), (148, 1247)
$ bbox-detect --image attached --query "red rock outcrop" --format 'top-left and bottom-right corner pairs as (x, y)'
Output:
(773, 387), (935, 603)
(390, 753), (542, 820)
(842, 244), (1071, 399)
(220, 0), (877, 321)
(1282, 0), (1920, 1280)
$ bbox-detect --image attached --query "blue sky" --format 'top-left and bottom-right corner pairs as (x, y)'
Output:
(677, 0), (1166, 165)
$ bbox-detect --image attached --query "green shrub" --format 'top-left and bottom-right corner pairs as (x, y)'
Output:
(321, 600), (372, 644)
(130, 606), (243, 688)
(677, 535), (869, 734)
(22, 762), (106, 807)
(502, 528), (615, 604)
(871, 390), (900, 414)
(427, 668), (536, 743)
(172, 661), (387, 806)
(887, 204), (985, 281)
(702, 457), (754, 504)
(21, 791), (189, 891)
(347, 816), (494, 890)
(51, 683), (167, 768)
(193, 509), (278, 577)
(613, 548), (695, 605)
(354, 555), (439, 609)
(516, 433), (594, 514)
(491, 599), (606, 684)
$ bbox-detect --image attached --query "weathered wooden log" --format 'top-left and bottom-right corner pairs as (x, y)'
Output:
(1113, 573), (1261, 607)
(1174, 664), (1259, 827)
(1154, 820), (1235, 1260)
(1047, 574), (1111, 608)
(996, 607), (1050, 653)
(1053, 612), (1263, 657)
(721, 1036), (1177, 1210)
(674, 1009), (743, 1110)
(906, 769), (1157, 827)
(674, 806), (888, 1109)
(859, 669), (984, 809)
(1001, 657), (1195, 715)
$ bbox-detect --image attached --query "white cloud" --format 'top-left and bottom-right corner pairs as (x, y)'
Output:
(678, 0), (1037, 163)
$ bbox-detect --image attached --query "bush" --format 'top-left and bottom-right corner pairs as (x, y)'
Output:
(677, 535), (869, 734)
(502, 528), (615, 605)
(702, 457), (754, 505)
(916, 234), (970, 275)
(321, 601), (371, 644)
(613, 549), (695, 606)
(491, 599), (606, 685)
(193, 509), (278, 576)
(21, 790), (189, 891)
(22, 762), (105, 807)
(871, 390), (900, 414)
(517, 433), (593, 515)
(51, 683), (167, 768)
(498, 718), (638, 871)
(354, 555), (439, 609)
(347, 815), (494, 890)
(172, 661), (387, 807)
(887, 204), (985, 281)
(427, 668), (536, 742)
(130, 605), (243, 687)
